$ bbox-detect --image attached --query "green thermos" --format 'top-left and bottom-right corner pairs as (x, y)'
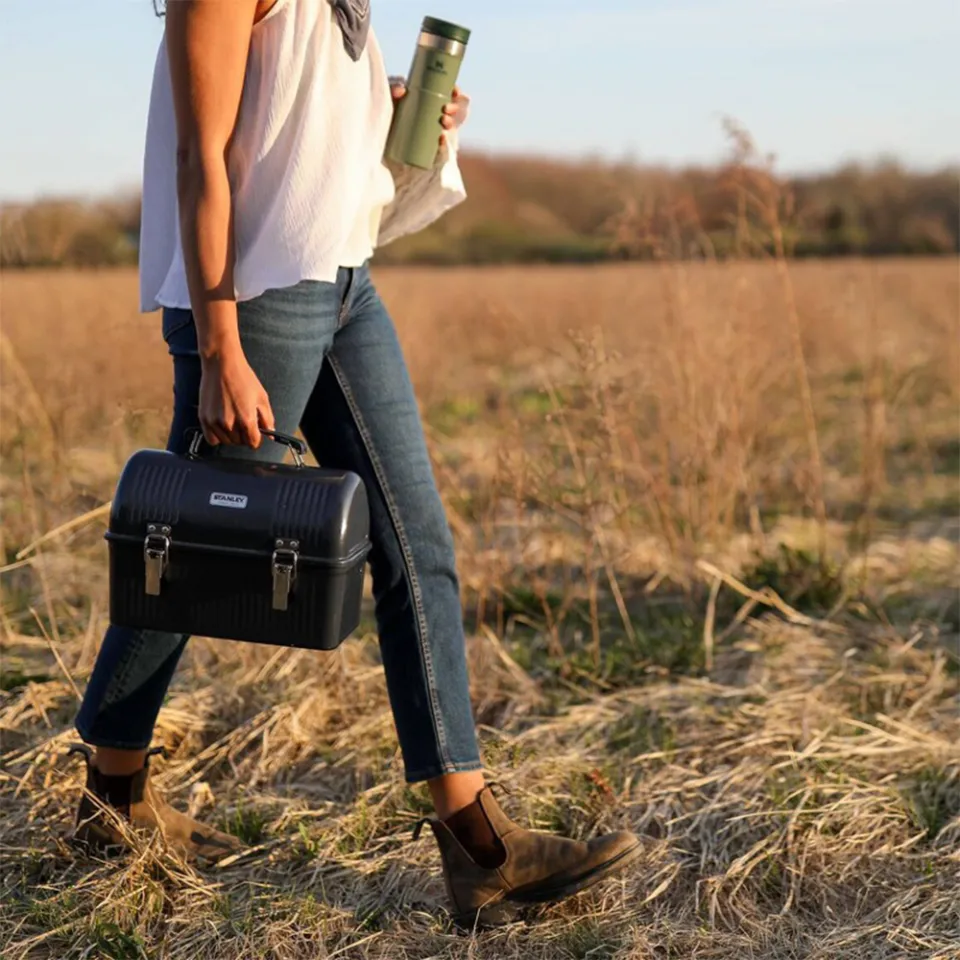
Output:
(386, 16), (471, 170)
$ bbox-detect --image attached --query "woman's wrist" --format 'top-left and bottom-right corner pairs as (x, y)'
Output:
(196, 307), (243, 363)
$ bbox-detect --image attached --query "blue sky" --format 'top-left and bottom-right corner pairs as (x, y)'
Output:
(1, 0), (957, 200)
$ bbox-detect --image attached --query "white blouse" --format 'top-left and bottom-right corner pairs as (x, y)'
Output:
(138, 0), (398, 312)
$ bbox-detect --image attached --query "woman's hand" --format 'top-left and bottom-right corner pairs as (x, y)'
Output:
(198, 347), (275, 448)
(440, 86), (470, 145)
(389, 83), (470, 146)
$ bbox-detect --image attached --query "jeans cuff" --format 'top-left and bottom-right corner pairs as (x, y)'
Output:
(74, 717), (153, 752)
(404, 758), (484, 785)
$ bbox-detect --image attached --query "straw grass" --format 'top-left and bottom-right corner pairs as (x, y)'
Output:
(1, 254), (958, 958)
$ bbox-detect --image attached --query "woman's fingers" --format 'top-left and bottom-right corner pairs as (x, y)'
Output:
(201, 419), (228, 447)
(202, 402), (274, 449)
(442, 87), (470, 131)
(216, 416), (245, 446)
(238, 414), (262, 449)
(258, 400), (276, 433)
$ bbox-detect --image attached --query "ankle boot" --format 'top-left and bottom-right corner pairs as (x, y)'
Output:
(415, 786), (642, 928)
(69, 744), (243, 863)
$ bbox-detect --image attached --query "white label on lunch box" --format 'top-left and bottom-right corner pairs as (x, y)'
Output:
(209, 492), (249, 509)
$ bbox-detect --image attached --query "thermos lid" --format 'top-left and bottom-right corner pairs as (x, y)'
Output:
(421, 16), (471, 45)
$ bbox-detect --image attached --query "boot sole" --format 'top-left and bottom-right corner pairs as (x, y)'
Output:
(70, 825), (129, 859)
(453, 840), (643, 929)
(71, 825), (241, 865)
(71, 838), (127, 859)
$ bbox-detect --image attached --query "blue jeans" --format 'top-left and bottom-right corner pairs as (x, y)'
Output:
(75, 266), (482, 783)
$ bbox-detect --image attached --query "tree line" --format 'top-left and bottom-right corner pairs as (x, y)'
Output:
(2, 155), (956, 269)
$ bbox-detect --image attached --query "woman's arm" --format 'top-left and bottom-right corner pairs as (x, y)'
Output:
(165, 0), (274, 447)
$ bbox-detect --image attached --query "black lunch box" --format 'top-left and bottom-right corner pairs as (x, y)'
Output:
(106, 431), (371, 651)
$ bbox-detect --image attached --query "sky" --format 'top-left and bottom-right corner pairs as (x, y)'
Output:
(0, 0), (958, 201)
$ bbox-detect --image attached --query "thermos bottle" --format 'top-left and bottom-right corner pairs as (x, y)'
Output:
(385, 16), (471, 170)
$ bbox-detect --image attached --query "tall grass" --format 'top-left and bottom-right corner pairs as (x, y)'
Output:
(1, 255), (958, 958)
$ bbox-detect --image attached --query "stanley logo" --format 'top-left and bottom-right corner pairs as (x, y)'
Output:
(209, 492), (249, 509)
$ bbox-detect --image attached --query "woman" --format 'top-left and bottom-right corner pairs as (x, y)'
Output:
(71, 0), (641, 927)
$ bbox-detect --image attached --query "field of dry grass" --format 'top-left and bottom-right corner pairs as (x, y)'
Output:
(1, 259), (958, 959)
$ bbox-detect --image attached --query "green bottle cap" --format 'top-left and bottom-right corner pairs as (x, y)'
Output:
(421, 16), (471, 45)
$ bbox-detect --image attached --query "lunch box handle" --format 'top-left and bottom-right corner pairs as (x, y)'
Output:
(187, 429), (307, 467)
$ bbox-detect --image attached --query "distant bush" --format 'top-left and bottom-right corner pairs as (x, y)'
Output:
(1, 196), (139, 268)
(2, 157), (956, 269)
(456, 222), (612, 265)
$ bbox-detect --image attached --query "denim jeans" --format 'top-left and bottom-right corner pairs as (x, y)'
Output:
(75, 265), (482, 783)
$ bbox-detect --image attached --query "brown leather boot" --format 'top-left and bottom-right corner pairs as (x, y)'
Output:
(69, 744), (243, 863)
(415, 786), (642, 928)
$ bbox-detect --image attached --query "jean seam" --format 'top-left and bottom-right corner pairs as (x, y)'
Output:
(405, 759), (484, 784)
(327, 354), (452, 769)
(102, 630), (149, 706)
(162, 311), (194, 344)
(75, 723), (153, 751)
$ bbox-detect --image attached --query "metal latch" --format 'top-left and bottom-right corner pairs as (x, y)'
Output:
(144, 524), (171, 596)
(272, 539), (299, 611)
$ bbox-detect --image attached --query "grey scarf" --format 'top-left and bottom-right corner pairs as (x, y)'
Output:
(328, 0), (371, 61)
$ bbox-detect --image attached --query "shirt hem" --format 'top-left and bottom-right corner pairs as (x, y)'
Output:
(141, 253), (376, 314)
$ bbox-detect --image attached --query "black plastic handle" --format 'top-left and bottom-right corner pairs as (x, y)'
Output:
(186, 429), (306, 466)
(259, 430), (307, 457)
